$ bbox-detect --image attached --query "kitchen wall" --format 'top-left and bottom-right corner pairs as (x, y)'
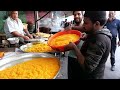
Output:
(0, 11), (27, 33)
(0, 11), (7, 33)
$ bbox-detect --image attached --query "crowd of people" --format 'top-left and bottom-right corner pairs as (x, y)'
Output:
(63, 11), (120, 79)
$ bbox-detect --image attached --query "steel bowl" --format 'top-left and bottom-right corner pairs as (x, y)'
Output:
(0, 53), (61, 79)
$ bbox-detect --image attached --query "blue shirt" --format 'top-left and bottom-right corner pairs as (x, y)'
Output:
(105, 18), (120, 39)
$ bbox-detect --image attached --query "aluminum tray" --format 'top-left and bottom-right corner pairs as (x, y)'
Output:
(19, 42), (54, 53)
(0, 53), (61, 79)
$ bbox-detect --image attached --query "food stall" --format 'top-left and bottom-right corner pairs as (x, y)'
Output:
(0, 11), (75, 79)
(0, 32), (68, 79)
(0, 29), (81, 79)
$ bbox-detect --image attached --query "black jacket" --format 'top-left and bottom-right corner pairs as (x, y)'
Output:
(80, 28), (112, 79)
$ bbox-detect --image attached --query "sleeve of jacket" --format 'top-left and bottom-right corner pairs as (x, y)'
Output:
(84, 40), (106, 74)
(117, 20), (120, 41)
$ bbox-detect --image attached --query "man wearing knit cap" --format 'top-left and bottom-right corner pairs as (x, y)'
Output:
(65, 11), (112, 79)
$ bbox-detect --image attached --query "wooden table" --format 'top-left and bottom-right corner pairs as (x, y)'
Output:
(0, 48), (15, 52)
(0, 34), (6, 44)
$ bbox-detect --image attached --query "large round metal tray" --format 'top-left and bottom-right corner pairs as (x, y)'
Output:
(19, 42), (54, 53)
(0, 53), (61, 79)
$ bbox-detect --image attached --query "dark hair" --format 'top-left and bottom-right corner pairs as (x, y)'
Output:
(8, 11), (18, 16)
(84, 11), (107, 26)
(73, 11), (84, 15)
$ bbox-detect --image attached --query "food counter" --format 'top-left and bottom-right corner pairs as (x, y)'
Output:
(0, 32), (74, 79)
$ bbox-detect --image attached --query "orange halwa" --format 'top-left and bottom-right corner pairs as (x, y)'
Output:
(0, 52), (4, 58)
(0, 58), (60, 79)
(50, 34), (79, 46)
(36, 32), (51, 38)
(25, 43), (53, 52)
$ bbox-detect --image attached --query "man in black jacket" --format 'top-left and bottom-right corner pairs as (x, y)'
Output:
(65, 11), (112, 79)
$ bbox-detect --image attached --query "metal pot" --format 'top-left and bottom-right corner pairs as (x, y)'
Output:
(0, 53), (61, 79)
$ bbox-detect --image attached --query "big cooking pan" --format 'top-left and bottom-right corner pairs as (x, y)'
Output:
(0, 53), (61, 79)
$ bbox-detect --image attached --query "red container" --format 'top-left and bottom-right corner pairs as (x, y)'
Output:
(48, 30), (82, 52)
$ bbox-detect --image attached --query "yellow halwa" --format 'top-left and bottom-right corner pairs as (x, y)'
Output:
(36, 32), (51, 38)
(0, 58), (60, 79)
(50, 34), (79, 46)
(25, 43), (53, 52)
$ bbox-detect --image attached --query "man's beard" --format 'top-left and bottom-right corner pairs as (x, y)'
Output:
(74, 18), (82, 25)
(83, 27), (94, 34)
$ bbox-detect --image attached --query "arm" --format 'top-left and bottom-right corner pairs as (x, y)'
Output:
(65, 40), (106, 73)
(65, 26), (85, 33)
(24, 28), (30, 36)
(77, 41), (105, 73)
(72, 26), (84, 32)
(117, 20), (120, 46)
(72, 43), (85, 69)
(22, 21), (33, 39)
(6, 21), (30, 40)
(63, 25), (85, 33)
(11, 31), (25, 38)
(23, 23), (31, 36)
(64, 42), (85, 69)
(23, 28), (33, 39)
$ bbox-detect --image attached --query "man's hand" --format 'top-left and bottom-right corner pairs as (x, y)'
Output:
(64, 26), (72, 31)
(64, 42), (76, 51)
(118, 41), (120, 46)
(28, 34), (33, 39)
(80, 33), (87, 41)
(23, 36), (30, 40)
